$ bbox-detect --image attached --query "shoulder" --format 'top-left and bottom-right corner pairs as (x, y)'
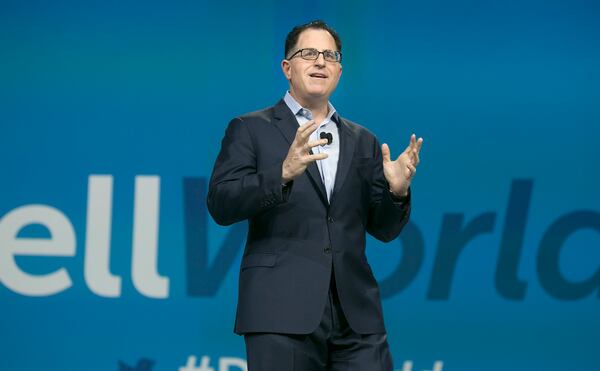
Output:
(222, 102), (283, 141)
(338, 115), (382, 157)
(338, 116), (378, 142)
(231, 100), (284, 125)
(237, 105), (277, 122)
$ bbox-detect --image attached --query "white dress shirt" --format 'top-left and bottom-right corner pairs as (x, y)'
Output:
(283, 91), (340, 202)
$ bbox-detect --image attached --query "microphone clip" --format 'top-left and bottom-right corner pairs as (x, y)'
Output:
(320, 131), (333, 145)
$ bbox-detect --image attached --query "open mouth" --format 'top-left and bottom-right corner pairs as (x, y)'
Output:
(309, 73), (327, 79)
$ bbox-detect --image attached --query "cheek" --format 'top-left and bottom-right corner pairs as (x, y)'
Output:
(329, 68), (342, 83)
(329, 72), (341, 87)
(292, 68), (305, 83)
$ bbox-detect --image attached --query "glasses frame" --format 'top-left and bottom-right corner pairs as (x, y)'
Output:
(287, 48), (343, 63)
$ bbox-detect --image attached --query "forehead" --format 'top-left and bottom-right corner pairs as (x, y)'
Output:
(295, 28), (337, 51)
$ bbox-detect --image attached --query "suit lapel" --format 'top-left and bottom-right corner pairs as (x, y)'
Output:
(272, 100), (328, 205)
(330, 116), (356, 205)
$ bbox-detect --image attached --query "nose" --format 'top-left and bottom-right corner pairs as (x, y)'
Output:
(314, 52), (326, 67)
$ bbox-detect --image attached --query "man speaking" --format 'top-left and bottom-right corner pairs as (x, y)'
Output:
(207, 20), (423, 371)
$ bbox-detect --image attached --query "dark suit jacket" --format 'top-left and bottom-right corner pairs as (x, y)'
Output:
(207, 99), (410, 335)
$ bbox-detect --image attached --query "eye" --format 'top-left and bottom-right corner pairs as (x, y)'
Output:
(323, 50), (336, 60)
(303, 48), (318, 58)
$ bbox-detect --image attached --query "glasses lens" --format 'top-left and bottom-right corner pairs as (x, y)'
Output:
(323, 50), (338, 62)
(301, 48), (319, 59)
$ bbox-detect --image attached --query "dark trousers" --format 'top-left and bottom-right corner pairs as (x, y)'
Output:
(244, 273), (393, 371)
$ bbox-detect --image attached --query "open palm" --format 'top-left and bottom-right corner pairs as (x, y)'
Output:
(382, 134), (423, 197)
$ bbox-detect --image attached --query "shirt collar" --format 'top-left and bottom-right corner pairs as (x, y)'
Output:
(283, 91), (339, 125)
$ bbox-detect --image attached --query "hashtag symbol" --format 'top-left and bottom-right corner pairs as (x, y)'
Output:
(179, 356), (215, 371)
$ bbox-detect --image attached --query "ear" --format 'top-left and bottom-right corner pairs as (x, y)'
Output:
(281, 59), (292, 80)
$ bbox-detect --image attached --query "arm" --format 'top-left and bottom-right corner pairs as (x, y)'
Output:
(207, 117), (327, 226)
(365, 139), (412, 242)
(207, 118), (286, 226)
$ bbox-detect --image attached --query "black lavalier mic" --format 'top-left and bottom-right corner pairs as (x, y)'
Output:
(320, 131), (333, 145)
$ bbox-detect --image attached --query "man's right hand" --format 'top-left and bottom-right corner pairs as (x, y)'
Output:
(281, 120), (329, 184)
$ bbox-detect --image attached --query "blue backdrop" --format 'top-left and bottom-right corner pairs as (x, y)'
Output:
(1, 1), (599, 370)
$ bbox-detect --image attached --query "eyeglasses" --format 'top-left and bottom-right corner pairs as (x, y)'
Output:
(287, 48), (342, 63)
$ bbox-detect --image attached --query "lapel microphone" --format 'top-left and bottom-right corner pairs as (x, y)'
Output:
(320, 131), (333, 145)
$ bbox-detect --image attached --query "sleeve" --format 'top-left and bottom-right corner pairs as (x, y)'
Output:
(206, 117), (292, 226)
(365, 137), (411, 242)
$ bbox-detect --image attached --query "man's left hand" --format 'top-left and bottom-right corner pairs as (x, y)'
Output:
(381, 134), (424, 197)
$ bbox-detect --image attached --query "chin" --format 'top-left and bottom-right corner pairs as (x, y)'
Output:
(306, 88), (330, 97)
(305, 93), (328, 101)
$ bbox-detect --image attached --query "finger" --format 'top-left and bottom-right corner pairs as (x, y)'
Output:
(298, 120), (316, 134)
(298, 120), (318, 141)
(409, 148), (418, 164)
(409, 134), (416, 150)
(306, 138), (328, 149)
(399, 145), (411, 160)
(381, 143), (391, 162)
(407, 164), (417, 176)
(416, 137), (423, 153)
(305, 153), (328, 163)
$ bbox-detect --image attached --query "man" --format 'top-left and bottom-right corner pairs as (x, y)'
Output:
(207, 20), (423, 370)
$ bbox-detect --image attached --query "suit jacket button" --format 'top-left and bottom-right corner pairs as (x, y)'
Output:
(324, 246), (332, 254)
(327, 216), (334, 223)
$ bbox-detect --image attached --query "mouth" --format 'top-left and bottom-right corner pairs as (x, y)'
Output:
(308, 72), (328, 79)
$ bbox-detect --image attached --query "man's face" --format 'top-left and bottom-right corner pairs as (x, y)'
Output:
(282, 28), (342, 104)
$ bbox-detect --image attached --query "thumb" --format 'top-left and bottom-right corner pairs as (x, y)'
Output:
(381, 143), (391, 162)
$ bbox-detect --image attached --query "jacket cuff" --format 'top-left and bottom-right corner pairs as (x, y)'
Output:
(258, 163), (291, 209)
(389, 186), (411, 205)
